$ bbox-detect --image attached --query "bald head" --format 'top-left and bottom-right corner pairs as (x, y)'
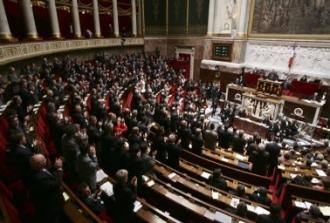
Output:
(30, 154), (47, 171)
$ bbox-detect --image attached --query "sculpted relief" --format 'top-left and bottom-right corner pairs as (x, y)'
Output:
(251, 0), (330, 34)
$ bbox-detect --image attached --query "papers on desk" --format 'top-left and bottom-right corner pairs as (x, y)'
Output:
(230, 198), (240, 208)
(247, 204), (255, 212)
(290, 173), (298, 179)
(278, 165), (285, 170)
(305, 202), (312, 209)
(211, 190), (219, 200)
(316, 169), (327, 177)
(221, 157), (229, 163)
(311, 178), (321, 184)
(235, 153), (245, 161)
(96, 169), (108, 183)
(254, 206), (270, 215)
(100, 182), (114, 197)
(311, 162), (318, 167)
(319, 206), (330, 216)
(201, 171), (211, 179)
(146, 180), (155, 187)
(62, 192), (70, 201)
(204, 210), (215, 221)
(214, 211), (232, 223)
(142, 175), (150, 182)
(168, 172), (177, 179)
(294, 201), (307, 209)
(133, 200), (143, 213)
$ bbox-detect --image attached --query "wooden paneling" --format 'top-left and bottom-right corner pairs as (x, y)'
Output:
(200, 68), (240, 92)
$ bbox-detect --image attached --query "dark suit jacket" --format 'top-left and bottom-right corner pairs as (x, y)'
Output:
(231, 136), (246, 154)
(208, 176), (228, 191)
(30, 169), (64, 221)
(203, 130), (218, 150)
(113, 183), (136, 223)
(191, 134), (203, 155)
(77, 154), (98, 191)
(167, 143), (182, 169)
(219, 130), (232, 149)
(9, 144), (34, 178)
(265, 142), (281, 166)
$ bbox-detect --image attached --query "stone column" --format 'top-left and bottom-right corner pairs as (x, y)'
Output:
(237, 0), (249, 37)
(72, 0), (82, 38)
(47, 0), (61, 38)
(207, 0), (215, 36)
(112, 0), (119, 37)
(131, 0), (137, 36)
(137, 0), (142, 36)
(0, 0), (13, 40)
(93, 0), (101, 37)
(21, 0), (38, 39)
(212, 0), (222, 34)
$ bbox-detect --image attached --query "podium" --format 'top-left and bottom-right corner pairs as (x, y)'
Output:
(226, 83), (325, 125)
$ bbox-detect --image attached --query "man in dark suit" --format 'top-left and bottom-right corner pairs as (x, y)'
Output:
(29, 154), (64, 223)
(250, 144), (269, 176)
(218, 126), (232, 149)
(8, 132), (34, 180)
(250, 187), (271, 206)
(62, 124), (80, 178)
(256, 204), (284, 223)
(203, 123), (218, 150)
(166, 134), (182, 169)
(265, 138), (282, 173)
(178, 120), (191, 149)
(78, 183), (105, 214)
(87, 116), (101, 146)
(113, 169), (137, 223)
(208, 168), (228, 191)
(191, 128), (203, 155)
(71, 104), (87, 128)
(231, 131), (246, 154)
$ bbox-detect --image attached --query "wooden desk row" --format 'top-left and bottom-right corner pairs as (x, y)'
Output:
(152, 161), (270, 218)
(178, 159), (272, 200)
(181, 150), (272, 188)
(201, 149), (252, 171)
(141, 173), (255, 223)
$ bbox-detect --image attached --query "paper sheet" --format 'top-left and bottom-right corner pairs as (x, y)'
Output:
(211, 191), (219, 200)
(230, 198), (240, 208)
(100, 182), (114, 197)
(214, 211), (232, 223)
(311, 178), (321, 184)
(62, 192), (70, 201)
(204, 210), (215, 220)
(221, 157), (229, 163)
(315, 169), (327, 177)
(235, 154), (245, 161)
(294, 201), (307, 209)
(201, 171), (211, 179)
(146, 180), (155, 187)
(254, 206), (270, 215)
(319, 206), (330, 216)
(96, 169), (108, 183)
(133, 200), (143, 213)
(168, 172), (177, 179)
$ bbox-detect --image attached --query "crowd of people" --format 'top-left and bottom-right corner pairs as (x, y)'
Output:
(0, 53), (328, 223)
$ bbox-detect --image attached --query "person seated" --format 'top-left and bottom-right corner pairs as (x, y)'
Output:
(236, 202), (248, 218)
(113, 169), (137, 223)
(78, 183), (105, 214)
(250, 187), (271, 206)
(295, 205), (326, 223)
(208, 168), (228, 191)
(256, 203), (284, 223)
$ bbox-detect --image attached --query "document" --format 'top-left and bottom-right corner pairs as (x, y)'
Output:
(100, 182), (114, 197)
(254, 206), (270, 215)
(221, 157), (229, 163)
(204, 210), (215, 221)
(304, 202), (312, 209)
(235, 153), (245, 161)
(230, 198), (240, 208)
(142, 175), (149, 182)
(311, 178), (321, 184)
(214, 211), (232, 223)
(316, 169), (327, 177)
(294, 201), (307, 209)
(62, 192), (70, 201)
(247, 204), (255, 212)
(211, 190), (219, 200)
(133, 200), (143, 213)
(168, 172), (177, 179)
(201, 171), (211, 179)
(319, 206), (330, 216)
(146, 180), (155, 187)
(96, 169), (108, 183)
